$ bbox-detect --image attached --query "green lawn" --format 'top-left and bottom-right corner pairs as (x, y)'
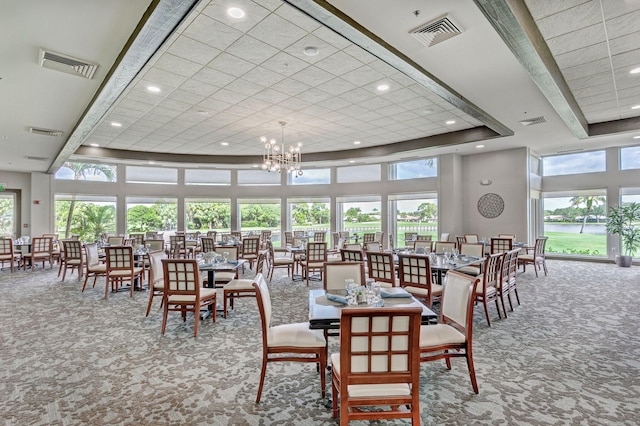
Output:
(542, 231), (606, 256)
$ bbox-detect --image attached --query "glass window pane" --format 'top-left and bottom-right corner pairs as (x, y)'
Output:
(391, 158), (437, 180)
(126, 166), (177, 184)
(185, 169), (230, 185)
(0, 193), (16, 238)
(288, 198), (330, 244)
(126, 197), (177, 234)
(542, 151), (605, 176)
(55, 162), (117, 182)
(185, 199), (231, 233)
(390, 193), (438, 248)
(55, 194), (117, 241)
(290, 168), (330, 185)
(339, 196), (381, 241)
(238, 170), (280, 185)
(336, 164), (381, 183)
(542, 192), (607, 256)
(239, 199), (281, 244)
(620, 146), (640, 170)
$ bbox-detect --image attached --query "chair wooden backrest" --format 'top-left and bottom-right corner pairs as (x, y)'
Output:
(284, 231), (293, 246)
(331, 232), (340, 249)
(242, 236), (261, 258)
(107, 236), (124, 246)
(338, 231), (350, 240)
(129, 233), (145, 246)
(146, 239), (164, 251)
(404, 232), (417, 243)
(366, 251), (396, 285)
(340, 248), (364, 262)
(124, 238), (135, 246)
(498, 233), (516, 240)
(31, 236), (52, 256)
(397, 253), (433, 293)
(231, 231), (242, 240)
(214, 245), (239, 261)
(464, 234), (479, 244)
(105, 246), (135, 272)
(459, 242), (484, 258)
(63, 239), (83, 262)
(439, 270), (479, 339)
(434, 241), (456, 253)
(293, 230), (305, 238)
(145, 231), (159, 240)
(306, 242), (327, 264)
(84, 243), (101, 267)
(162, 259), (202, 298)
(0, 237), (15, 257)
(313, 231), (326, 242)
(200, 236), (216, 253)
(456, 236), (466, 246)
(323, 261), (365, 290)
(206, 230), (217, 240)
(373, 231), (384, 243)
(480, 252), (503, 291)
(491, 237), (513, 254)
(254, 251), (267, 275)
(533, 236), (547, 259)
(169, 234), (186, 256)
(415, 234), (432, 241)
(336, 306), (422, 424)
(440, 232), (450, 242)
(362, 233), (376, 243)
(343, 243), (362, 251)
(507, 248), (519, 286)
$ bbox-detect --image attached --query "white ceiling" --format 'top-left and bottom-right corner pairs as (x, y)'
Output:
(2, 0), (640, 174)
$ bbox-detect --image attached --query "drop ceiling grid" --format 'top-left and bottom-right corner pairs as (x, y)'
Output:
(525, 0), (640, 124)
(85, 0), (480, 156)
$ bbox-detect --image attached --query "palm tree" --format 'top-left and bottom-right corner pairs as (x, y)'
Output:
(570, 195), (606, 233)
(62, 163), (115, 238)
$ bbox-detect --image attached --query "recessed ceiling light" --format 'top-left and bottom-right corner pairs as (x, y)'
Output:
(446, 120), (456, 125)
(252, 164), (259, 168)
(476, 144), (485, 148)
(630, 67), (640, 74)
(632, 104), (640, 110)
(303, 46), (319, 57)
(197, 110), (209, 115)
(353, 141), (361, 145)
(221, 142), (229, 146)
(110, 122), (122, 127)
(349, 160), (356, 163)
(147, 86), (161, 93)
(1, 136), (8, 140)
(377, 84), (389, 91)
(90, 143), (100, 147)
(148, 161), (156, 165)
(227, 7), (245, 18)
(634, 136), (640, 139)
(422, 109), (434, 114)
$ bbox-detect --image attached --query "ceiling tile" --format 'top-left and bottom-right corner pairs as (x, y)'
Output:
(241, 66), (287, 87)
(191, 67), (237, 87)
(183, 14), (243, 51)
(604, 9), (640, 39)
(290, 66), (335, 86)
(208, 52), (256, 76)
(314, 51), (364, 76)
(534, 1), (601, 39)
(546, 23), (605, 56)
(167, 35), (221, 65)
(261, 51), (310, 76)
(247, 13), (307, 50)
(524, 0), (592, 20)
(555, 42), (609, 69)
(316, 78), (357, 96)
(226, 35), (280, 65)
(201, 1), (272, 33)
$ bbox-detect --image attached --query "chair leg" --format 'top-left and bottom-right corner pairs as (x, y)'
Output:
(161, 302), (168, 335)
(499, 295), (508, 318)
(193, 308), (199, 338)
(482, 300), (491, 326)
(466, 350), (479, 394)
(145, 291), (155, 317)
(255, 357), (268, 403)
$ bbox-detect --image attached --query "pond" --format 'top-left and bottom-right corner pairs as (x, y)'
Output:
(544, 223), (606, 235)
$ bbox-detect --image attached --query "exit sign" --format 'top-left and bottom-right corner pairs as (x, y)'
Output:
(0, 183), (5, 192)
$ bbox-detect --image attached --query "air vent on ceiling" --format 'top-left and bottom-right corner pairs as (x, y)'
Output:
(24, 156), (50, 162)
(519, 116), (547, 126)
(410, 14), (463, 47)
(39, 48), (98, 80)
(30, 127), (63, 137)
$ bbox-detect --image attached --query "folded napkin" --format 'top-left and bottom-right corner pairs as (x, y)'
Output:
(227, 260), (238, 265)
(198, 263), (212, 269)
(380, 288), (412, 298)
(326, 292), (349, 305)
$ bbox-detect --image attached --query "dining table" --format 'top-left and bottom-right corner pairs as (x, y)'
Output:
(394, 251), (484, 284)
(308, 289), (437, 331)
(198, 259), (246, 319)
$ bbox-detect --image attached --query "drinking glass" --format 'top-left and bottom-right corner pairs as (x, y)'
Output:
(345, 279), (357, 305)
(223, 251), (229, 263)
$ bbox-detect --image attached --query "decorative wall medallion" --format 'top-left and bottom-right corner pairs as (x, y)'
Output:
(477, 193), (504, 218)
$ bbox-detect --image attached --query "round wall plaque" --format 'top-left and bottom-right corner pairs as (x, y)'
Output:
(477, 193), (504, 218)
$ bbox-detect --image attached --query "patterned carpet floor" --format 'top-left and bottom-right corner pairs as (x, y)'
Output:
(1, 259), (639, 425)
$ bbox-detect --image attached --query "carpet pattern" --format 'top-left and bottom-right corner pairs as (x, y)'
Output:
(1, 259), (639, 425)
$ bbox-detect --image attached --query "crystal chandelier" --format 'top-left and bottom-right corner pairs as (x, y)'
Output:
(260, 121), (303, 177)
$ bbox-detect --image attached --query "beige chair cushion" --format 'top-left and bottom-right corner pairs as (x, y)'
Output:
(167, 287), (217, 303)
(404, 284), (442, 297)
(87, 264), (107, 273)
(457, 266), (480, 275)
(419, 324), (465, 348)
(330, 353), (411, 397)
(273, 258), (293, 265)
(214, 272), (236, 282)
(519, 254), (534, 261)
(476, 284), (497, 296)
(267, 322), (326, 348)
(108, 267), (143, 277)
(223, 279), (255, 291)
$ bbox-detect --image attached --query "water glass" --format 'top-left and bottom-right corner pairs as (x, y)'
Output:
(223, 251), (229, 263)
(345, 279), (357, 305)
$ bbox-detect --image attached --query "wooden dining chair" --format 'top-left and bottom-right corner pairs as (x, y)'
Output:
(434, 241), (456, 253)
(464, 233), (479, 243)
(161, 259), (217, 337)
(457, 243), (485, 276)
(82, 243), (107, 293)
(475, 252), (504, 326)
(323, 261), (365, 291)
(365, 251), (397, 287)
(266, 240), (294, 281)
(104, 245), (144, 299)
(340, 248), (364, 262)
(223, 251), (266, 318)
(518, 236), (548, 277)
(240, 236), (260, 270)
(490, 237), (513, 254)
(303, 242), (327, 286)
(145, 250), (167, 317)
(420, 270), (481, 394)
(397, 253), (442, 307)
(253, 273), (327, 403)
(331, 306), (423, 424)
(0, 237), (20, 272)
(22, 236), (53, 271)
(59, 239), (84, 281)
(106, 236), (124, 246)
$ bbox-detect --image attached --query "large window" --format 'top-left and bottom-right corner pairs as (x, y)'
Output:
(0, 193), (16, 237)
(390, 193), (438, 248)
(126, 166), (177, 185)
(620, 146), (640, 170)
(288, 197), (330, 243)
(290, 168), (330, 185)
(185, 198), (230, 233)
(619, 188), (640, 257)
(336, 164), (381, 183)
(55, 194), (116, 241)
(238, 170), (280, 186)
(126, 197), (177, 234)
(390, 158), (437, 180)
(542, 151), (606, 176)
(239, 199), (281, 244)
(55, 162), (117, 182)
(542, 191), (607, 256)
(185, 169), (230, 186)
(339, 196), (381, 241)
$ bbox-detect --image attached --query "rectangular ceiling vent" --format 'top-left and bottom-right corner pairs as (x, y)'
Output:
(30, 127), (64, 137)
(410, 14), (463, 47)
(519, 116), (547, 126)
(24, 156), (50, 162)
(39, 48), (98, 80)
